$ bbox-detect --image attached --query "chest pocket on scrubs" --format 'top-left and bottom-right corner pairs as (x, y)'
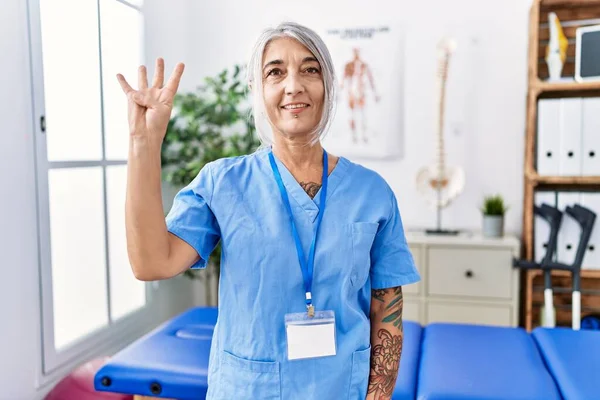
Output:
(351, 222), (379, 288)
(216, 350), (281, 400)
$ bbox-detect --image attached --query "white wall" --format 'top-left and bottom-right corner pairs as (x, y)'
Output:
(0, 0), (197, 398)
(145, 0), (532, 235)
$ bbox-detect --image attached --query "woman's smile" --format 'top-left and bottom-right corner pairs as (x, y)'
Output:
(281, 102), (310, 116)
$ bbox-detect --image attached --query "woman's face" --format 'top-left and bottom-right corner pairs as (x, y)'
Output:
(262, 37), (324, 140)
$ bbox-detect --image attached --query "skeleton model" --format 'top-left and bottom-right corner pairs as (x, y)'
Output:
(416, 38), (465, 234)
(545, 12), (568, 81)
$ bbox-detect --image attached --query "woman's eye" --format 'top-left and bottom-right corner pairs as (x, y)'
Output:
(267, 68), (282, 77)
(306, 67), (320, 74)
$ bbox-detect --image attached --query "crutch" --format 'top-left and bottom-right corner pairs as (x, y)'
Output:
(516, 204), (597, 330)
(513, 203), (563, 327)
(541, 204), (596, 330)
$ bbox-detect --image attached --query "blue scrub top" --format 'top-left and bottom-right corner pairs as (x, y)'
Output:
(166, 147), (420, 400)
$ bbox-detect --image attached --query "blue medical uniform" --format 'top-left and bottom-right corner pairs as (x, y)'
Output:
(166, 147), (421, 400)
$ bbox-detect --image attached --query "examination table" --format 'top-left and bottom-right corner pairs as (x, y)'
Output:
(94, 307), (599, 399)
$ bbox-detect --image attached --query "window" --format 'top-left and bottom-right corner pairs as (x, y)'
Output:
(28, 0), (150, 375)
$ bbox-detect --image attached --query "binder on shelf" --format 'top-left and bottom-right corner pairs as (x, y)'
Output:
(537, 99), (561, 176)
(582, 97), (600, 177)
(558, 98), (583, 176)
(534, 192), (556, 264)
(581, 193), (600, 269)
(557, 192), (582, 265)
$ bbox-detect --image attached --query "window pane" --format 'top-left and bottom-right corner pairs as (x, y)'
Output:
(106, 165), (146, 320)
(39, 0), (103, 161)
(100, 0), (144, 160)
(48, 168), (108, 350)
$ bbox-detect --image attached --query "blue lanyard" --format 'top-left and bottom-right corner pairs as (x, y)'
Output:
(268, 150), (328, 312)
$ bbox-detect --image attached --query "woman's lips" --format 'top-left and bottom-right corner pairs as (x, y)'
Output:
(282, 104), (309, 115)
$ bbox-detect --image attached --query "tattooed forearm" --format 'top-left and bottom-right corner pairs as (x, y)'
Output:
(299, 181), (321, 199)
(382, 287), (403, 328)
(368, 328), (403, 398)
(368, 287), (404, 399)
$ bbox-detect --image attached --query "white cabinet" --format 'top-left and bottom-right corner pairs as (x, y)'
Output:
(404, 232), (521, 327)
(403, 299), (422, 322)
(426, 302), (513, 327)
(405, 244), (422, 295)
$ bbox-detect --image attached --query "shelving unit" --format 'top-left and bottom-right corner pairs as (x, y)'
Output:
(522, 0), (600, 331)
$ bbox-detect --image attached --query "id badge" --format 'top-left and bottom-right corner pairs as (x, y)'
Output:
(284, 310), (337, 361)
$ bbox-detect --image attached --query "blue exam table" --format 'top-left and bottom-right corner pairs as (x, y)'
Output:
(533, 327), (600, 400)
(416, 323), (560, 400)
(95, 307), (217, 399)
(95, 307), (600, 399)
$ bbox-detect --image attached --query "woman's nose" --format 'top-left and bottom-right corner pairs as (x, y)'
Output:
(284, 73), (305, 95)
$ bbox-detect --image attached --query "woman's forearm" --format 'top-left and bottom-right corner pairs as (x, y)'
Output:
(367, 286), (404, 400)
(125, 137), (171, 280)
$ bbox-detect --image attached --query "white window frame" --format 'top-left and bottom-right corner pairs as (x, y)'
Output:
(26, 0), (154, 382)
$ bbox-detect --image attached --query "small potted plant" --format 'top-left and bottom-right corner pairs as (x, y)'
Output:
(480, 194), (508, 238)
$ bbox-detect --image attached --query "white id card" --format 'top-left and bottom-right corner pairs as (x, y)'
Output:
(284, 310), (337, 361)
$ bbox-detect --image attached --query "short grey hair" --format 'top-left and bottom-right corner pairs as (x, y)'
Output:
(246, 21), (336, 147)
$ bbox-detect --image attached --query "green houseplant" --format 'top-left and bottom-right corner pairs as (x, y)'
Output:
(480, 194), (508, 238)
(161, 64), (261, 303)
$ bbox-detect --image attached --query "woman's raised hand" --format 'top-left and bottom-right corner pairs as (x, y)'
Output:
(117, 58), (184, 145)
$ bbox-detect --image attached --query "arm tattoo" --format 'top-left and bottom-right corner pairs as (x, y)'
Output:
(373, 289), (387, 302)
(368, 329), (403, 397)
(300, 181), (321, 199)
(368, 287), (404, 398)
(382, 287), (403, 328)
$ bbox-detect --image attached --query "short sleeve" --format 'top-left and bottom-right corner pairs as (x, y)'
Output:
(165, 163), (220, 269)
(370, 190), (421, 289)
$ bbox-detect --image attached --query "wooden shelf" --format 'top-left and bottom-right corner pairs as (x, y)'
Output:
(521, 0), (600, 331)
(528, 269), (600, 279)
(540, 0), (600, 10)
(534, 175), (600, 186)
(532, 0), (600, 80)
(535, 80), (600, 97)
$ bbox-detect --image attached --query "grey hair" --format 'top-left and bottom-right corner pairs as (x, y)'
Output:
(246, 21), (337, 148)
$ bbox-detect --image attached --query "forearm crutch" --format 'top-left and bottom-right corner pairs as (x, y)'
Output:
(562, 204), (596, 330)
(513, 203), (563, 327)
(537, 204), (596, 330)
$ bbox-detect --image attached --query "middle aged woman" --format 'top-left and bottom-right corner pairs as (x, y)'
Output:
(120, 21), (420, 400)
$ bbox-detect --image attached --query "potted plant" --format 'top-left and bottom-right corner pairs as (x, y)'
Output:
(161, 64), (261, 305)
(480, 194), (508, 238)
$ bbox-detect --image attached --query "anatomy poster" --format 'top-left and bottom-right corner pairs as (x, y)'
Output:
(322, 25), (405, 160)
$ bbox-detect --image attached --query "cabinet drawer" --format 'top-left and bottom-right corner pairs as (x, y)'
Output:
(403, 298), (421, 323)
(427, 247), (513, 299)
(404, 245), (422, 295)
(426, 301), (512, 327)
